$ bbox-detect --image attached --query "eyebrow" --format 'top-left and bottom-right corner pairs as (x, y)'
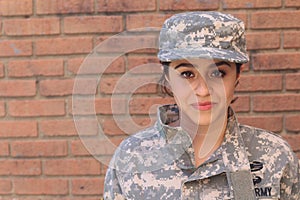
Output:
(174, 61), (231, 69)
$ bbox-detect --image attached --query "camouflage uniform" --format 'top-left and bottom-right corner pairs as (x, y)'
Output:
(104, 11), (300, 199)
(104, 104), (300, 199)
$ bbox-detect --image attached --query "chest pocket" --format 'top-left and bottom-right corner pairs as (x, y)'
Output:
(182, 173), (233, 200)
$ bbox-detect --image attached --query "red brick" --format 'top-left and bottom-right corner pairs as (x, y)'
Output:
(72, 178), (104, 195)
(102, 117), (152, 136)
(8, 99), (65, 117)
(223, 0), (281, 9)
(0, 142), (9, 156)
(14, 178), (68, 195)
(40, 79), (74, 96)
(40, 77), (98, 96)
(11, 140), (67, 157)
(286, 115), (300, 132)
(253, 94), (300, 112)
(0, 80), (36, 97)
(0, 101), (5, 117)
(0, 0), (32, 16)
(0, 63), (4, 77)
(35, 37), (93, 56)
(71, 138), (123, 156)
(42, 198), (100, 200)
(36, 0), (94, 14)
(0, 198), (99, 200)
(4, 18), (60, 36)
(252, 53), (300, 71)
(129, 97), (175, 114)
(246, 32), (280, 50)
(0, 40), (32, 57)
(230, 95), (250, 112)
(44, 158), (100, 175)
(67, 56), (125, 75)
(40, 119), (98, 136)
(64, 16), (123, 34)
(282, 134), (300, 151)
(0, 121), (37, 138)
(284, 31), (300, 48)
(71, 98), (126, 115)
(127, 55), (161, 74)
(8, 59), (64, 77)
(236, 74), (282, 92)
(251, 11), (300, 29)
(286, 73), (300, 90)
(97, 0), (156, 12)
(100, 76), (158, 94)
(238, 115), (283, 133)
(159, 0), (219, 10)
(286, 0), (300, 7)
(0, 179), (12, 194)
(95, 35), (158, 54)
(71, 139), (90, 156)
(126, 14), (171, 30)
(0, 160), (41, 175)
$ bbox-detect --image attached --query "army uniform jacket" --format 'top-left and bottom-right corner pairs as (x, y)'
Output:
(104, 104), (300, 200)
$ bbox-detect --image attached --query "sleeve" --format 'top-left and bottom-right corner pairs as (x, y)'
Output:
(280, 152), (300, 200)
(103, 164), (126, 200)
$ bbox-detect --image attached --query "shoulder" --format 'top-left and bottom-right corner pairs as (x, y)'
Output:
(108, 123), (166, 173)
(240, 124), (289, 147)
(239, 124), (297, 163)
(117, 123), (164, 152)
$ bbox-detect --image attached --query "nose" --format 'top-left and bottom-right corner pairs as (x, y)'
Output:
(193, 77), (210, 97)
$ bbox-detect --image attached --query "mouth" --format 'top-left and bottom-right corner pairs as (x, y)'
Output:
(190, 101), (215, 111)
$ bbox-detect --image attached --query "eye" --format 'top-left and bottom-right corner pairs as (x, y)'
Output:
(180, 71), (195, 79)
(210, 70), (226, 78)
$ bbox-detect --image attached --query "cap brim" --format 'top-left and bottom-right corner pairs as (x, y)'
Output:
(158, 47), (249, 63)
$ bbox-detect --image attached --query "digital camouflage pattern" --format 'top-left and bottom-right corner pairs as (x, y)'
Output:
(158, 11), (249, 63)
(104, 104), (300, 200)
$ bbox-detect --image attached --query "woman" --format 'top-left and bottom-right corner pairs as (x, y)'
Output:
(104, 11), (300, 199)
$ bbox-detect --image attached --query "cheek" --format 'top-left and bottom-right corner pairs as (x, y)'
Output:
(170, 81), (189, 99)
(224, 80), (237, 102)
(169, 78), (196, 103)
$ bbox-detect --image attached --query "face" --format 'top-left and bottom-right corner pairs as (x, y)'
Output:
(167, 58), (238, 126)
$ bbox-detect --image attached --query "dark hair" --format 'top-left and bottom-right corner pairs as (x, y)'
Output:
(157, 61), (242, 97)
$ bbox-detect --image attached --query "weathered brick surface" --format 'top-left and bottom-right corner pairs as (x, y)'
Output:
(223, 0), (281, 9)
(251, 11), (300, 29)
(8, 59), (64, 77)
(0, 0), (32, 16)
(97, 0), (156, 12)
(0, 1), (299, 199)
(3, 18), (60, 36)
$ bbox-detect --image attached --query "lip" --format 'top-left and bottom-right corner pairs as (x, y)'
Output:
(191, 101), (215, 111)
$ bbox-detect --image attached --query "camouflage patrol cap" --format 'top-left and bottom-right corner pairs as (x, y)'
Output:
(158, 11), (249, 63)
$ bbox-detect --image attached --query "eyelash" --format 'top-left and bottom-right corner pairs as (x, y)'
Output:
(210, 69), (226, 78)
(180, 71), (195, 79)
(180, 69), (226, 79)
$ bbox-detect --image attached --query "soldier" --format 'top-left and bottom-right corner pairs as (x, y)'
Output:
(104, 11), (300, 199)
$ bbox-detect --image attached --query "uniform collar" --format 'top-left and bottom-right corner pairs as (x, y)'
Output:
(157, 104), (251, 174)
(156, 104), (192, 165)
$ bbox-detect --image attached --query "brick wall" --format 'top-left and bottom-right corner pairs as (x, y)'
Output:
(0, 0), (299, 199)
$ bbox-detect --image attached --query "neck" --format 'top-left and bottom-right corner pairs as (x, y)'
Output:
(180, 111), (228, 166)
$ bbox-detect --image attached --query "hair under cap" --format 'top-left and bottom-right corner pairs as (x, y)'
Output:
(158, 11), (249, 63)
